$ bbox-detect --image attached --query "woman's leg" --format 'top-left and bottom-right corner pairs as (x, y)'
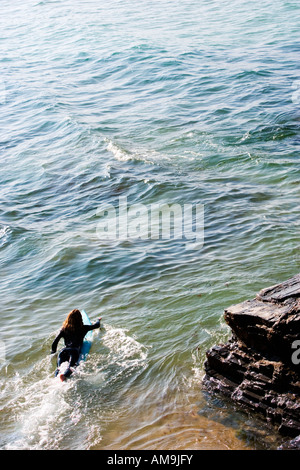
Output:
(55, 348), (70, 377)
(61, 348), (80, 378)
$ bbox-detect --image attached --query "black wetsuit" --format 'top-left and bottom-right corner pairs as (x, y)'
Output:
(51, 320), (100, 377)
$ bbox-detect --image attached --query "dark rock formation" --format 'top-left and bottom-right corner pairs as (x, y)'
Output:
(203, 273), (300, 449)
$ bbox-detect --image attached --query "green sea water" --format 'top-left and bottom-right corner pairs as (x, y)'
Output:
(0, 0), (299, 450)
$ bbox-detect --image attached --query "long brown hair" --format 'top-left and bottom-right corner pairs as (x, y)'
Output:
(62, 309), (83, 332)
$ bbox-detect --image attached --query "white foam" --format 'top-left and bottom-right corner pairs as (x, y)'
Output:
(106, 140), (132, 162)
(102, 324), (148, 370)
(105, 139), (162, 165)
(5, 375), (74, 450)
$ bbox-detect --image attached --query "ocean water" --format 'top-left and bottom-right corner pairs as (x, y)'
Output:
(0, 0), (299, 450)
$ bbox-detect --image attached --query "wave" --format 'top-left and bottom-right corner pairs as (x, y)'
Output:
(105, 138), (165, 165)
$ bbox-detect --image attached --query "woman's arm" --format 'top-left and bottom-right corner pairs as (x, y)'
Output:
(51, 330), (63, 353)
(85, 318), (102, 332)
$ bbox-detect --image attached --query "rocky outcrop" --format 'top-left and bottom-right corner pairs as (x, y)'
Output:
(203, 274), (300, 448)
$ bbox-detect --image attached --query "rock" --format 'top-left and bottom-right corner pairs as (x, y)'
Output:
(278, 434), (300, 450)
(203, 274), (300, 445)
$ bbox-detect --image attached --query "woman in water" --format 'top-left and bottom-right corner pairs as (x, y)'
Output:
(51, 309), (101, 381)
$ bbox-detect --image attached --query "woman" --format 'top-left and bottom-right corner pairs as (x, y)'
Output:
(51, 309), (101, 381)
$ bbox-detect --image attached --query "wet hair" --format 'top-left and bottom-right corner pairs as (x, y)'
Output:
(62, 309), (83, 332)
